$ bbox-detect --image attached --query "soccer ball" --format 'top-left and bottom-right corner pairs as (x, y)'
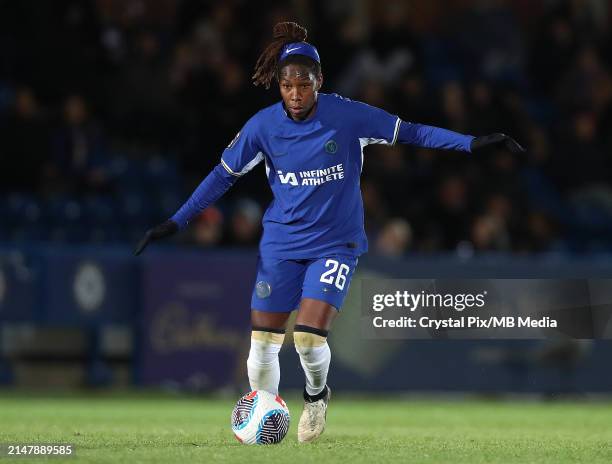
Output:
(231, 390), (290, 444)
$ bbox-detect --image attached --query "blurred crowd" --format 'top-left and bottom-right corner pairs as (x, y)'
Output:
(1, 0), (612, 254)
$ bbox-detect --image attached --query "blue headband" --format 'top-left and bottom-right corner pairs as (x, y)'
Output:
(279, 42), (320, 64)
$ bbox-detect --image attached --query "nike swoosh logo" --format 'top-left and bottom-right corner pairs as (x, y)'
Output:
(285, 47), (300, 53)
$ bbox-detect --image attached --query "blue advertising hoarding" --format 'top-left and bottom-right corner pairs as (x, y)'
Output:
(138, 251), (257, 388)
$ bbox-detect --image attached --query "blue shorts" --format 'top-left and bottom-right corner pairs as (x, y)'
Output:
(251, 255), (358, 313)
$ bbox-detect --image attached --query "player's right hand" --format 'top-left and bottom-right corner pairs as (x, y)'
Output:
(134, 220), (179, 256)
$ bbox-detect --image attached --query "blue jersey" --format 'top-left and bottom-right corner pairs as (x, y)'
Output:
(171, 93), (473, 258)
(220, 93), (400, 259)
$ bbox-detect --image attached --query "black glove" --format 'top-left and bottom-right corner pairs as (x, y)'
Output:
(470, 133), (525, 154)
(134, 219), (179, 256)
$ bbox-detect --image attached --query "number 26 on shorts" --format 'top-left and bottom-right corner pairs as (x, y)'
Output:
(319, 259), (350, 290)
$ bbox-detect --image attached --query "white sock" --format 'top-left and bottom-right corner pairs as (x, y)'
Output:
(247, 330), (284, 395)
(294, 328), (330, 396)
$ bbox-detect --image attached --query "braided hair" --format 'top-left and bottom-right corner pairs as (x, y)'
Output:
(252, 22), (321, 89)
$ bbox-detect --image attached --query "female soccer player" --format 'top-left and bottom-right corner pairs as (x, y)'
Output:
(135, 22), (524, 443)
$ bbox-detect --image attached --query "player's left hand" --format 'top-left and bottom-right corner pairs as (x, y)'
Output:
(134, 220), (179, 256)
(470, 133), (526, 154)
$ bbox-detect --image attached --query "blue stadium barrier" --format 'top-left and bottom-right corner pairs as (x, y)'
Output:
(0, 249), (41, 322)
(1, 243), (612, 392)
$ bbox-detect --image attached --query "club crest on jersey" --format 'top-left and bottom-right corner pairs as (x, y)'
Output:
(227, 131), (241, 149)
(324, 139), (338, 154)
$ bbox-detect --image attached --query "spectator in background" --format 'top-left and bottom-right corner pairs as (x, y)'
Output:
(556, 45), (612, 112)
(189, 207), (224, 247)
(374, 218), (413, 256)
(0, 87), (49, 193)
(468, 81), (503, 135)
(520, 210), (561, 253)
(529, 11), (576, 97)
(361, 180), (388, 240)
(439, 80), (470, 134)
(109, 29), (180, 152)
(484, 193), (515, 230)
(337, 0), (420, 96)
(556, 110), (607, 192)
(470, 213), (510, 252)
(391, 70), (434, 122)
(364, 143), (410, 214)
(560, 110), (612, 223)
(225, 199), (263, 247)
(46, 95), (109, 194)
(452, 1), (524, 84)
(429, 174), (472, 250)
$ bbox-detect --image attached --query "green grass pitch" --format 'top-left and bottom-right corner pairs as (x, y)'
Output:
(0, 392), (611, 463)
